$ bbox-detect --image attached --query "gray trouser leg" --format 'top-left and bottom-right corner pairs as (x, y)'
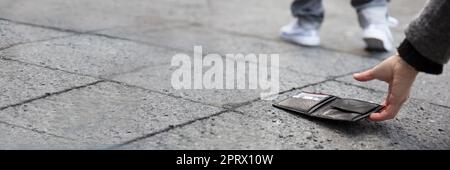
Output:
(291, 0), (388, 29)
(291, 0), (323, 30)
(352, 0), (389, 28)
(351, 0), (388, 11)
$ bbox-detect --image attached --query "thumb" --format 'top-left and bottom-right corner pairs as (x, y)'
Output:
(353, 69), (375, 82)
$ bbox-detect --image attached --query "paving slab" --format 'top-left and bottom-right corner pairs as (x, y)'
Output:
(0, 0), (163, 32)
(101, 24), (381, 78)
(111, 59), (325, 107)
(0, 82), (222, 148)
(119, 81), (450, 149)
(0, 34), (179, 77)
(141, 0), (292, 41)
(100, 25), (300, 55)
(0, 59), (98, 108)
(0, 122), (82, 149)
(0, 19), (70, 48)
(277, 50), (381, 78)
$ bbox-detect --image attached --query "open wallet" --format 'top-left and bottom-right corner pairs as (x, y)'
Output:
(273, 92), (384, 122)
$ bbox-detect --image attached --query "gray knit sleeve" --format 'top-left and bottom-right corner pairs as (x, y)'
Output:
(405, 0), (450, 65)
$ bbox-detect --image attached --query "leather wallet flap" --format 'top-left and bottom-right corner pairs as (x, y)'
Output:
(330, 98), (379, 114)
(274, 92), (334, 114)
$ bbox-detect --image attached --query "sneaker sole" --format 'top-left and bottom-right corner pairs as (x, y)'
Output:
(280, 34), (320, 47)
(364, 37), (388, 51)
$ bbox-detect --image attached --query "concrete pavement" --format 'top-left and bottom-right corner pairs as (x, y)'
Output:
(0, 0), (448, 149)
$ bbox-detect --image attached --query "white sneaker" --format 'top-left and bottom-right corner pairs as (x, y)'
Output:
(358, 7), (395, 51)
(280, 20), (320, 47)
(362, 24), (394, 51)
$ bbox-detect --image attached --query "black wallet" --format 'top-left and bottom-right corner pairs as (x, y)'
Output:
(273, 92), (384, 122)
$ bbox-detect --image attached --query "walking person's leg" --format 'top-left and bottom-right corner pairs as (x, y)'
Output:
(292, 0), (324, 30)
(280, 0), (323, 46)
(351, 0), (396, 51)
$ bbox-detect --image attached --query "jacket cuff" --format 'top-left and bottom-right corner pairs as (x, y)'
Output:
(397, 39), (443, 74)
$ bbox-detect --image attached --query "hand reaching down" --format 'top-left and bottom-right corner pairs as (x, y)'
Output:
(353, 55), (419, 121)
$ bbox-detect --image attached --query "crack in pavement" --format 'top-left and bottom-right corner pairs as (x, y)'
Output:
(0, 56), (105, 80)
(101, 62), (171, 79)
(106, 79), (336, 149)
(0, 16), (378, 65)
(89, 31), (192, 54)
(105, 109), (231, 149)
(0, 20), (119, 53)
(430, 103), (450, 110)
(0, 17), (192, 55)
(0, 80), (105, 111)
(0, 56), (225, 111)
(0, 120), (77, 141)
(0, 34), (78, 52)
(0, 17), (103, 35)
(333, 79), (385, 93)
(0, 17), (83, 34)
